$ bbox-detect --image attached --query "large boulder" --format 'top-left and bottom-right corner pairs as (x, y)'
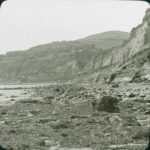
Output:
(92, 96), (119, 113)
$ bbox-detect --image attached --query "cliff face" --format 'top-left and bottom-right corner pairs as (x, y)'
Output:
(103, 8), (150, 83)
(94, 8), (150, 69)
(0, 9), (149, 83)
(87, 8), (150, 82)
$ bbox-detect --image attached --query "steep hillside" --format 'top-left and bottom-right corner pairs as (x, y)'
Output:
(0, 8), (149, 83)
(102, 8), (150, 84)
(0, 31), (129, 83)
(78, 31), (129, 50)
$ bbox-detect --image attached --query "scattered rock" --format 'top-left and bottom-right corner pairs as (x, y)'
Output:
(50, 120), (70, 130)
(128, 93), (136, 98)
(10, 95), (18, 98)
(108, 144), (147, 150)
(0, 83), (149, 149)
(145, 110), (150, 115)
(38, 118), (52, 124)
(109, 115), (122, 126)
(137, 115), (150, 127)
(112, 83), (119, 88)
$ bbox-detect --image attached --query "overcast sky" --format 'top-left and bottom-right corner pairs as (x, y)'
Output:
(0, 0), (149, 54)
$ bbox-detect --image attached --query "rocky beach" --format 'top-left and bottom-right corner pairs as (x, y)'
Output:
(0, 82), (149, 150)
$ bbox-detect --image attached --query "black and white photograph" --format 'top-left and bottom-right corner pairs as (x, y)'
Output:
(0, 0), (150, 149)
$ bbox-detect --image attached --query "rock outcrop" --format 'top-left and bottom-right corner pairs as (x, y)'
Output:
(93, 8), (150, 79)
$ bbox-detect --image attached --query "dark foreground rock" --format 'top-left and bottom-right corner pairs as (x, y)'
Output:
(97, 96), (119, 113)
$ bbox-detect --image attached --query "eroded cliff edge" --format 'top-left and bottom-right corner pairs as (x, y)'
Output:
(90, 8), (150, 83)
